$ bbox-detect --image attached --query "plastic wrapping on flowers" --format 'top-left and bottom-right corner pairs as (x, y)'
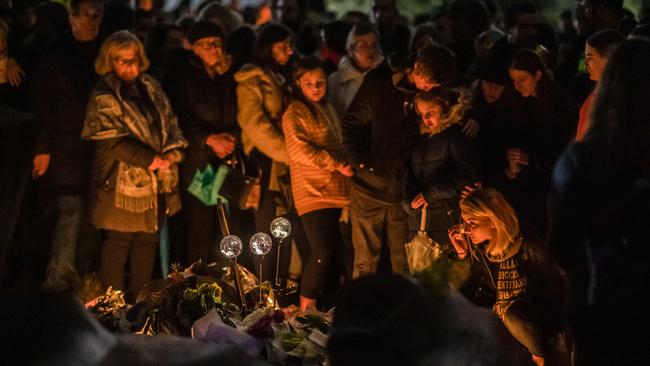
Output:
(85, 261), (332, 364)
(191, 303), (332, 364)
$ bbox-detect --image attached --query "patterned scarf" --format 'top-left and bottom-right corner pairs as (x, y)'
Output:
(83, 73), (186, 213)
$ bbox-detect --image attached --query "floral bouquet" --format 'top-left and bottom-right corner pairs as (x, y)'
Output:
(266, 307), (331, 365)
(237, 306), (331, 365)
(85, 287), (132, 333)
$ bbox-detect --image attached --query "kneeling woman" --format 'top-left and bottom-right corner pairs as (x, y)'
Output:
(282, 57), (352, 310)
(448, 188), (567, 366)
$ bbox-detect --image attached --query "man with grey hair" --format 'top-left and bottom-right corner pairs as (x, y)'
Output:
(327, 23), (384, 119)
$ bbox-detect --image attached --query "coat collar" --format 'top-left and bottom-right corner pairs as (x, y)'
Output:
(336, 55), (385, 83)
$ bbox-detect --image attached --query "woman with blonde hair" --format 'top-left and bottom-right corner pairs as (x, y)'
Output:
(448, 187), (568, 366)
(82, 30), (187, 302)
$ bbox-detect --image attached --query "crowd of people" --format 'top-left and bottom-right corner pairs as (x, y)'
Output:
(2, 0), (649, 365)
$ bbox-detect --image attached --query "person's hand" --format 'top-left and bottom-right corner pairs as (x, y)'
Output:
(505, 148), (528, 179)
(410, 192), (428, 209)
(163, 150), (183, 164)
(506, 148), (529, 166)
(462, 118), (480, 139)
(447, 224), (469, 258)
(7, 58), (25, 87)
(336, 164), (354, 177)
(460, 181), (482, 199)
(32, 153), (51, 178)
(148, 155), (171, 171)
(206, 133), (236, 159)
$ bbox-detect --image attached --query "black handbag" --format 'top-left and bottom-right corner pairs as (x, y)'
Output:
(220, 153), (262, 211)
(276, 173), (294, 211)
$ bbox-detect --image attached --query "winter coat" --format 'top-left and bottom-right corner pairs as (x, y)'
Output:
(341, 64), (420, 203)
(471, 82), (520, 183)
(234, 63), (290, 191)
(31, 32), (101, 195)
(167, 56), (239, 189)
(282, 100), (350, 216)
(403, 124), (480, 243)
(327, 55), (384, 119)
(510, 81), (578, 175)
(502, 80), (578, 236)
(83, 73), (187, 233)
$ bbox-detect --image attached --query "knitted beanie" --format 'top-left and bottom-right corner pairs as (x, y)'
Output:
(187, 20), (224, 45)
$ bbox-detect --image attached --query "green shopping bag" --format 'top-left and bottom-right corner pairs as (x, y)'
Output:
(187, 164), (230, 207)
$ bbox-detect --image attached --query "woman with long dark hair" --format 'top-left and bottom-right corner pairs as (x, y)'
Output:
(234, 23), (307, 288)
(548, 38), (650, 366)
(575, 29), (624, 141)
(502, 48), (577, 236)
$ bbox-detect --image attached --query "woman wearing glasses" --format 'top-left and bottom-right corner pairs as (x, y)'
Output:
(82, 30), (187, 303)
(447, 188), (568, 366)
(166, 20), (246, 265)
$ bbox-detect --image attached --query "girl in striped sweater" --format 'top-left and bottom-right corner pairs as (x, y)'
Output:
(282, 57), (353, 310)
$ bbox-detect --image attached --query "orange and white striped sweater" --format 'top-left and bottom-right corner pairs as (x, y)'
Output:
(282, 100), (350, 216)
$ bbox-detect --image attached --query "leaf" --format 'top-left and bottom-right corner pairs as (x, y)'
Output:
(296, 315), (330, 334)
(281, 331), (304, 351)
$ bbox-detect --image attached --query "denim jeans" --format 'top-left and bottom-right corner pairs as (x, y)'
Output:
(43, 195), (84, 289)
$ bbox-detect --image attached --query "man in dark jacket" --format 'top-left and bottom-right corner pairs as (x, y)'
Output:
(31, 0), (102, 289)
(342, 44), (456, 277)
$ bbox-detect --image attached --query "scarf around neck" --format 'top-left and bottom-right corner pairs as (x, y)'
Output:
(83, 73), (187, 213)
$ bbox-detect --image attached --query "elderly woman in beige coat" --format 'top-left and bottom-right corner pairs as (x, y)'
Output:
(82, 31), (187, 302)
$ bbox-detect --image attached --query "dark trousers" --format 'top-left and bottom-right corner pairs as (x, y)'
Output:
(183, 191), (221, 264)
(239, 152), (309, 287)
(299, 208), (343, 304)
(101, 230), (157, 302)
(350, 185), (409, 278)
(183, 190), (254, 265)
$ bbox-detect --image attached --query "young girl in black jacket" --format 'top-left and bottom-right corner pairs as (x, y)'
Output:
(403, 87), (481, 245)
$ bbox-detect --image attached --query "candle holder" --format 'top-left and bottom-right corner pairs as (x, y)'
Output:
(249, 232), (272, 308)
(269, 217), (298, 308)
(219, 234), (247, 312)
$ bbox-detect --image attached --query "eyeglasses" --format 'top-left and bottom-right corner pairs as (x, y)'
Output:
(113, 57), (140, 67)
(195, 40), (223, 50)
(354, 41), (379, 53)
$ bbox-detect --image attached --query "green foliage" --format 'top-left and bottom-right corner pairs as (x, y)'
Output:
(176, 282), (224, 329)
(281, 330), (304, 351)
(295, 314), (330, 334)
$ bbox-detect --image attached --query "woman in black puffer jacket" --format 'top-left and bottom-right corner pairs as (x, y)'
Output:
(403, 88), (481, 245)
